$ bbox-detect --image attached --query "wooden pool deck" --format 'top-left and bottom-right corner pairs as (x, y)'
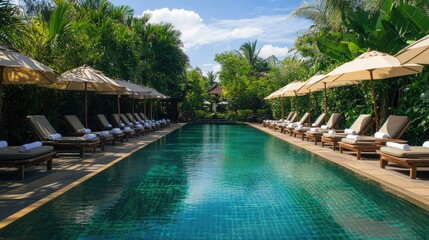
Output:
(0, 123), (185, 229)
(248, 123), (429, 212)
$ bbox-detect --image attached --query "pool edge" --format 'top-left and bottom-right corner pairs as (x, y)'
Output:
(0, 123), (187, 230)
(247, 123), (429, 213)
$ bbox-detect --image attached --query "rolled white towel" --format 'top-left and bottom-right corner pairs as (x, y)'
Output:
(99, 131), (110, 136)
(311, 123), (317, 127)
(296, 125), (303, 130)
(328, 130), (336, 134)
(346, 135), (361, 140)
(162, 119), (166, 124)
(0, 141), (8, 149)
(287, 123), (294, 128)
(344, 129), (356, 135)
(310, 128), (318, 132)
(136, 124), (143, 128)
(120, 123), (125, 127)
(48, 133), (62, 140)
(111, 128), (122, 133)
(144, 123), (151, 127)
(78, 128), (91, 133)
(386, 142), (411, 151)
(19, 141), (42, 152)
(83, 133), (97, 140)
(128, 123), (133, 126)
(374, 132), (388, 139)
(124, 126), (132, 131)
(107, 124), (112, 128)
(422, 141), (429, 148)
(320, 125), (328, 129)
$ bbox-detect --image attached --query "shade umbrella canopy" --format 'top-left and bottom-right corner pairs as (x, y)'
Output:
(115, 80), (152, 122)
(0, 44), (57, 85)
(218, 101), (228, 105)
(0, 45), (57, 125)
(309, 50), (423, 129)
(137, 88), (169, 119)
(264, 84), (289, 100)
(203, 100), (211, 105)
(277, 81), (307, 115)
(53, 65), (125, 127)
(395, 34), (429, 64)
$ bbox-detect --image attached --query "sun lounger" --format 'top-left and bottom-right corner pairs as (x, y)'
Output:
(27, 115), (101, 158)
(304, 113), (341, 144)
(274, 112), (298, 131)
(0, 141), (55, 179)
(133, 113), (154, 132)
(112, 114), (144, 135)
(339, 115), (410, 160)
(321, 114), (373, 150)
(282, 112), (310, 135)
(64, 115), (115, 150)
(111, 113), (137, 137)
(95, 114), (127, 143)
(263, 112), (293, 127)
(292, 113), (327, 139)
(378, 142), (429, 179)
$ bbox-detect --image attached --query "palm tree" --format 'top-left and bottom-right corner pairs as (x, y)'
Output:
(289, 0), (343, 31)
(0, 0), (23, 45)
(205, 71), (217, 86)
(235, 40), (261, 68)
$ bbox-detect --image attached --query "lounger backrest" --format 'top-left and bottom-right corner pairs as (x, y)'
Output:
(139, 113), (149, 121)
(285, 112), (294, 121)
(120, 114), (132, 125)
(64, 115), (85, 132)
(27, 115), (58, 140)
(111, 114), (122, 126)
(326, 113), (341, 129)
(134, 113), (144, 122)
(289, 112), (298, 122)
(298, 112), (310, 125)
(97, 114), (110, 128)
(349, 114), (373, 135)
(379, 115), (410, 139)
(125, 113), (135, 123)
(313, 113), (327, 127)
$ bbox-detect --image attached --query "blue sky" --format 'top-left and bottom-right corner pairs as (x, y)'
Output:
(109, 0), (312, 74)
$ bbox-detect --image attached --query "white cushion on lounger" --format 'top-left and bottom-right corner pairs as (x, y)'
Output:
(386, 142), (410, 151)
(0, 141), (8, 149)
(423, 141), (429, 148)
(346, 135), (360, 140)
(344, 129), (356, 135)
(374, 132), (388, 139)
(19, 141), (42, 152)
(320, 125), (328, 129)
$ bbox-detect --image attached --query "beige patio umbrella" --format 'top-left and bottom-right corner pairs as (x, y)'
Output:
(53, 65), (125, 127)
(0, 45), (57, 124)
(277, 81), (307, 118)
(395, 34), (429, 64)
(264, 85), (291, 118)
(138, 88), (169, 119)
(308, 50), (423, 130)
(115, 80), (152, 122)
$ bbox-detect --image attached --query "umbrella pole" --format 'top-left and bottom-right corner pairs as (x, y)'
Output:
(324, 82), (327, 114)
(281, 97), (284, 119)
(132, 92), (135, 122)
(116, 92), (121, 116)
(370, 70), (379, 130)
(84, 82), (88, 128)
(308, 89), (311, 125)
(294, 93), (298, 118)
(150, 100), (153, 120)
(0, 67), (3, 126)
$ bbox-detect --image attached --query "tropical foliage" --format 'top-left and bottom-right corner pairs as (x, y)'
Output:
(0, 0), (190, 144)
(215, 0), (429, 144)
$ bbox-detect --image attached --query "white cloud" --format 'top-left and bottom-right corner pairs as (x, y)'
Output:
(144, 8), (263, 50)
(142, 8), (311, 51)
(259, 45), (290, 59)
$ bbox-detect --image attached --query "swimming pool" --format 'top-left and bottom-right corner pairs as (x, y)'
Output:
(0, 124), (428, 239)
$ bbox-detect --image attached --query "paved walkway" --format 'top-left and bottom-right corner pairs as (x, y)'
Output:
(0, 123), (185, 229)
(248, 123), (429, 212)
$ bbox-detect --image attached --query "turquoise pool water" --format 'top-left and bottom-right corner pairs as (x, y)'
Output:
(1, 124), (428, 239)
